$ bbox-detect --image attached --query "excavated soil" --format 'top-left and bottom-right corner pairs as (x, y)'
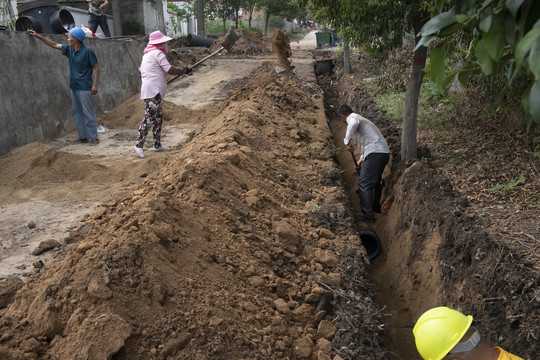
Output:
(0, 62), (385, 359)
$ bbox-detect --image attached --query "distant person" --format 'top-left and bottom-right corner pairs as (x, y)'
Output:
(28, 27), (100, 145)
(413, 307), (524, 360)
(337, 104), (389, 222)
(87, 0), (111, 38)
(133, 30), (191, 159)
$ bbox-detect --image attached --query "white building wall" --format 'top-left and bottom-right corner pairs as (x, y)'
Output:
(143, 1), (193, 38)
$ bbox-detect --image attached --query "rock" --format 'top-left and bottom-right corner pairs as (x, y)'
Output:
(318, 228), (335, 239)
(274, 298), (291, 314)
(292, 303), (314, 324)
(314, 248), (339, 268)
(272, 220), (302, 248)
(317, 337), (332, 352)
(33, 260), (44, 269)
(317, 320), (337, 340)
(28, 221), (37, 229)
(87, 279), (113, 300)
(32, 239), (61, 255)
(248, 276), (265, 287)
(294, 335), (314, 358)
(317, 351), (332, 360)
(160, 333), (192, 359)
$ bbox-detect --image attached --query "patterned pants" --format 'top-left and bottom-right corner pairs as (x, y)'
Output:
(136, 93), (163, 149)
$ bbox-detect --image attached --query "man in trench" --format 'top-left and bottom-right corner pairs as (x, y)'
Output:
(413, 306), (524, 360)
(28, 27), (100, 145)
(337, 104), (389, 222)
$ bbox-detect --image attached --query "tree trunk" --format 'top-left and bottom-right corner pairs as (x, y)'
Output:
(264, 12), (270, 36)
(344, 44), (351, 74)
(401, 44), (426, 160)
(222, 15), (226, 33)
(401, 15), (428, 161)
(111, 0), (122, 36)
(196, 0), (205, 36)
(156, 0), (166, 34)
(235, 8), (239, 28)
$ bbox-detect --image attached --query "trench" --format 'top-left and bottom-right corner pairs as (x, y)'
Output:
(321, 83), (435, 360)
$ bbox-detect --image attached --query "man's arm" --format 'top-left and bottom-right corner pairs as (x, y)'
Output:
(27, 30), (62, 50)
(100, 0), (109, 9)
(92, 64), (99, 95)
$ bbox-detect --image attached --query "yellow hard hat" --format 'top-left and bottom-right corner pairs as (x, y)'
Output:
(413, 307), (473, 360)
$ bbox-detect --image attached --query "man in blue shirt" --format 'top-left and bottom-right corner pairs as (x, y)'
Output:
(28, 27), (100, 145)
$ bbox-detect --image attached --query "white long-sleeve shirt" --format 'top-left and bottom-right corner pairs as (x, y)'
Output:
(344, 113), (389, 161)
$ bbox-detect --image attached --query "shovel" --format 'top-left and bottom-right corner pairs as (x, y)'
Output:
(167, 28), (239, 84)
(351, 151), (360, 174)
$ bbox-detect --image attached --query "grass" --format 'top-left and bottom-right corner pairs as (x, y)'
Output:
(366, 77), (460, 129)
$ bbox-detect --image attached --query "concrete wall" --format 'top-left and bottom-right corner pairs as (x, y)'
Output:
(0, 31), (144, 155)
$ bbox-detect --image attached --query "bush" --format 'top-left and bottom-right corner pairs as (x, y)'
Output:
(122, 18), (145, 35)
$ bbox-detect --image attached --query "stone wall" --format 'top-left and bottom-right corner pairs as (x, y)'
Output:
(0, 31), (144, 155)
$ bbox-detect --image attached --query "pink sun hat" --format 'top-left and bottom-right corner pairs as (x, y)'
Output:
(148, 30), (172, 44)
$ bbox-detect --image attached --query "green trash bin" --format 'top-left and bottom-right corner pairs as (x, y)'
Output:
(315, 32), (331, 48)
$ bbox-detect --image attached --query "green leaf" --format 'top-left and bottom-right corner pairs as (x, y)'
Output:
(419, 10), (457, 36)
(430, 45), (447, 92)
(529, 80), (540, 126)
(479, 13), (492, 33)
(506, 0), (525, 18)
(515, 27), (540, 70)
(528, 36), (540, 78)
(414, 34), (436, 51)
(504, 12), (517, 46)
(484, 13), (506, 60)
(458, 64), (477, 85)
(476, 39), (495, 75)
(506, 62), (517, 85)
(440, 21), (464, 36)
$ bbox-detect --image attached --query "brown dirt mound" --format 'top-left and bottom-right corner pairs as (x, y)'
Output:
(0, 64), (386, 359)
(0, 142), (167, 203)
(97, 94), (203, 129)
(210, 29), (273, 56)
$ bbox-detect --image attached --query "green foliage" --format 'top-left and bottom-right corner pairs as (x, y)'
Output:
(268, 15), (285, 29)
(122, 18), (145, 35)
(417, 0), (540, 128)
(487, 176), (526, 192)
(205, 20), (229, 35)
(238, 20), (264, 37)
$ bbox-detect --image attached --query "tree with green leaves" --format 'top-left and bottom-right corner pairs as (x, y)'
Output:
(304, 0), (430, 160)
(259, 0), (302, 36)
(416, 0), (540, 129)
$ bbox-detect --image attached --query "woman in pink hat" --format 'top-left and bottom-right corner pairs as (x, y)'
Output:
(134, 30), (191, 158)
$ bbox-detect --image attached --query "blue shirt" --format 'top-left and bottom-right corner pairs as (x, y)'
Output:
(62, 44), (98, 91)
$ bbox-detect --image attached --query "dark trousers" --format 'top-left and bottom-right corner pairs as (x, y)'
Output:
(88, 15), (111, 38)
(358, 152), (389, 219)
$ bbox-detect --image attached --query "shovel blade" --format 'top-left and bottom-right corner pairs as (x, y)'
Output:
(220, 29), (239, 51)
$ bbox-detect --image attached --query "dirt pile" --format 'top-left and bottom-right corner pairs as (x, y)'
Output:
(0, 64), (386, 359)
(211, 29), (273, 56)
(97, 94), (207, 130)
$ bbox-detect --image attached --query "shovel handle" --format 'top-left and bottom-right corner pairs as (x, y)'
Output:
(351, 151), (360, 174)
(123, 43), (139, 74)
(167, 46), (225, 84)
